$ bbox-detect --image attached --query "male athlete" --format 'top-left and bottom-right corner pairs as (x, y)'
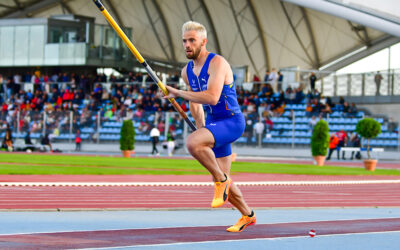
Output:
(164, 21), (256, 232)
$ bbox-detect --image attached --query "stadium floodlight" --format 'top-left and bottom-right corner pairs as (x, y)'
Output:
(93, 0), (197, 131)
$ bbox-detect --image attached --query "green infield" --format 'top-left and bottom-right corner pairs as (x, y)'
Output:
(0, 154), (399, 176)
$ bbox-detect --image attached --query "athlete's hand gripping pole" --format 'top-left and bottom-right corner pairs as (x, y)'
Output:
(93, 0), (197, 131)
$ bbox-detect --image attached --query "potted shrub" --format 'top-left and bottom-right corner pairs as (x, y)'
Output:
(311, 120), (330, 166)
(120, 119), (135, 158)
(355, 118), (381, 171)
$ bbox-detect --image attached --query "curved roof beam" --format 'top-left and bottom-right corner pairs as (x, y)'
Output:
(3, 0), (70, 18)
(347, 21), (371, 47)
(300, 7), (320, 68)
(0, 3), (17, 9)
(142, 0), (176, 62)
(13, 0), (23, 9)
(228, 0), (261, 77)
(199, 0), (221, 55)
(280, 1), (315, 67)
(247, 0), (270, 71)
(183, 0), (222, 55)
(59, 1), (73, 14)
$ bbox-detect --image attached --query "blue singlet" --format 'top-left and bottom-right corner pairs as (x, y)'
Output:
(186, 53), (245, 158)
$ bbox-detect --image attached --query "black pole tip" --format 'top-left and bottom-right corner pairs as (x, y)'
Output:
(93, 0), (104, 11)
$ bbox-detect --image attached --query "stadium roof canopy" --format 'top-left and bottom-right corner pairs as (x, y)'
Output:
(1, 0), (399, 76)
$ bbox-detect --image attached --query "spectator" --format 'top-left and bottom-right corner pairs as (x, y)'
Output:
(244, 119), (253, 145)
(165, 129), (175, 157)
(75, 129), (81, 151)
(349, 133), (361, 160)
(326, 133), (339, 160)
(2, 124), (13, 151)
(268, 68), (278, 91)
(277, 71), (283, 92)
(374, 71), (383, 96)
(309, 72), (317, 92)
(254, 118), (265, 146)
(263, 70), (270, 83)
(388, 117), (398, 133)
(150, 126), (160, 155)
(349, 103), (358, 117)
(336, 129), (348, 160)
(24, 131), (35, 152)
(308, 115), (318, 131)
(41, 133), (53, 152)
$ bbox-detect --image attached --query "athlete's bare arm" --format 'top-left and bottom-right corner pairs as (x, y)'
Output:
(164, 55), (229, 105)
(181, 65), (205, 128)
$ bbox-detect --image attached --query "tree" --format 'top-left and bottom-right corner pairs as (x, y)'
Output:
(311, 120), (329, 156)
(355, 118), (381, 159)
(120, 120), (135, 151)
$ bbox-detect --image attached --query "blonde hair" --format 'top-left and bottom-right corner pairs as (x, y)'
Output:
(182, 21), (207, 39)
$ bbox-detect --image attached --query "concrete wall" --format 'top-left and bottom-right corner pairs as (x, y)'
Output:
(358, 103), (400, 122)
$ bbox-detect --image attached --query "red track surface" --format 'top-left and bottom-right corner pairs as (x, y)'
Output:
(1, 183), (400, 209)
(1, 218), (399, 249)
(1, 173), (400, 182)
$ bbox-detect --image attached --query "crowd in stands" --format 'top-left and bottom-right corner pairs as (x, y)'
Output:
(0, 69), (387, 154)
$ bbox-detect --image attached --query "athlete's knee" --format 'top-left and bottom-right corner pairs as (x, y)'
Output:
(186, 140), (206, 155)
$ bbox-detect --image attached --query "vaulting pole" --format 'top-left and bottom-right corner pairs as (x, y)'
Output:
(93, 0), (197, 131)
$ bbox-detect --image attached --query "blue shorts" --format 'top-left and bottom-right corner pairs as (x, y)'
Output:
(205, 113), (245, 158)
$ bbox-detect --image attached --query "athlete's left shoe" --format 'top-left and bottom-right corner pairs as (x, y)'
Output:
(226, 213), (257, 232)
(211, 174), (231, 208)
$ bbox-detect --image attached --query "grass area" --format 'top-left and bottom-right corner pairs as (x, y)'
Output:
(0, 153), (399, 176)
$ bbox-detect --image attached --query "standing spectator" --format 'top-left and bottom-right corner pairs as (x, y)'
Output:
(263, 70), (270, 83)
(254, 118), (265, 146)
(336, 129), (348, 159)
(268, 68), (278, 91)
(41, 133), (53, 152)
(245, 119), (253, 145)
(24, 131), (35, 152)
(165, 129), (175, 157)
(277, 71), (283, 92)
(309, 73), (317, 92)
(374, 71), (383, 96)
(326, 133), (339, 160)
(150, 125), (160, 155)
(75, 129), (81, 151)
(2, 124), (13, 151)
(349, 133), (361, 160)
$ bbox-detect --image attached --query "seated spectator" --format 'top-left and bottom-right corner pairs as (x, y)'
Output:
(342, 101), (350, 117)
(348, 102), (358, 117)
(308, 116), (318, 131)
(347, 132), (361, 160)
(265, 116), (273, 132)
(274, 102), (285, 117)
(294, 87), (305, 104)
(388, 117), (398, 133)
(321, 103), (332, 116)
(305, 103), (313, 117)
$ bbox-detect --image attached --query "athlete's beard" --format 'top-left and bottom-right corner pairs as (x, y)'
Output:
(186, 45), (202, 60)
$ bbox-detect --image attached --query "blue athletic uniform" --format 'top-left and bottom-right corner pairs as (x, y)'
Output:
(186, 53), (245, 158)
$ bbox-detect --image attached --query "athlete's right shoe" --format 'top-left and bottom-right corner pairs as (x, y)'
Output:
(211, 174), (231, 208)
(226, 214), (257, 232)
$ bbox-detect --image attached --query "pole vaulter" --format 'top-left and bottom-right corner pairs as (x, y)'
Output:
(93, 0), (197, 131)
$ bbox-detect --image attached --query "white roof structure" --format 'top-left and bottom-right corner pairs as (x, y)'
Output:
(1, 0), (399, 76)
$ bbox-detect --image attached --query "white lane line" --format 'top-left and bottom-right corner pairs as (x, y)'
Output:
(1, 180), (400, 187)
